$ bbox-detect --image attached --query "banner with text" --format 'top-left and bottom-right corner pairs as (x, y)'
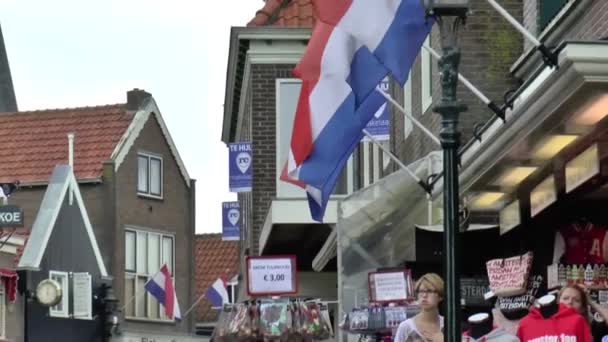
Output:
(222, 202), (240, 241)
(229, 142), (252, 192)
(363, 77), (390, 141)
(246, 256), (297, 296)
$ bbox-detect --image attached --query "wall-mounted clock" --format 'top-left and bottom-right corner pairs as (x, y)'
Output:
(35, 279), (62, 307)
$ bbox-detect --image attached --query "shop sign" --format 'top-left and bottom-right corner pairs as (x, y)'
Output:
(221, 202), (240, 241)
(362, 77), (390, 141)
(499, 200), (520, 235)
(0, 205), (23, 227)
(246, 255), (297, 296)
(565, 143), (599, 193)
(228, 142), (252, 193)
(530, 175), (556, 217)
(460, 278), (490, 306)
(368, 269), (413, 303)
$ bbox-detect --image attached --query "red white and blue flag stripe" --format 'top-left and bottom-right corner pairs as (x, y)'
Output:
(205, 278), (230, 308)
(144, 264), (182, 321)
(281, 0), (433, 221)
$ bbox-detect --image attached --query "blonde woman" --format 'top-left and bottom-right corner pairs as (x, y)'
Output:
(394, 273), (445, 342)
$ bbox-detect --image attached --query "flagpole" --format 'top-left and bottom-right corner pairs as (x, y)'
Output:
(362, 129), (432, 194)
(377, 88), (442, 146)
(180, 293), (207, 320)
(423, 45), (505, 121)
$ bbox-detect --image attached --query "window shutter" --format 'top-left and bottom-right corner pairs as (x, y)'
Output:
(539, 0), (568, 31)
(72, 272), (92, 320)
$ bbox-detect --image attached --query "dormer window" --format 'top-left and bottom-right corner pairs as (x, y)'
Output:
(137, 153), (163, 198)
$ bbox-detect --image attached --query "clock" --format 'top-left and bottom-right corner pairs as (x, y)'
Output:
(35, 279), (62, 307)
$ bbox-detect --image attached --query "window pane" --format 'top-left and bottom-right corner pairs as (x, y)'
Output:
(148, 294), (160, 319)
(136, 232), (148, 274)
(148, 234), (160, 274)
(125, 231), (136, 271)
(150, 158), (162, 196)
(276, 81), (306, 198)
(162, 236), (174, 275)
(137, 276), (147, 317)
(539, 0), (568, 31)
(138, 155), (149, 193)
(332, 164), (348, 195)
(124, 274), (135, 317)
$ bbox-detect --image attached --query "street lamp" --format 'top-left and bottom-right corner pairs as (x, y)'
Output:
(424, 1), (470, 341)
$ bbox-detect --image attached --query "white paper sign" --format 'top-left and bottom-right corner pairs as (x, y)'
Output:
(72, 272), (92, 320)
(372, 272), (408, 302)
(247, 257), (296, 295)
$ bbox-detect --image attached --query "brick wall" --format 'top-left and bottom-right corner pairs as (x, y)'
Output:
(393, 0), (523, 165)
(248, 64), (295, 256)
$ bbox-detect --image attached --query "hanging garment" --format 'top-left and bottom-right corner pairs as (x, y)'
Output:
(516, 304), (592, 342)
(553, 222), (608, 264)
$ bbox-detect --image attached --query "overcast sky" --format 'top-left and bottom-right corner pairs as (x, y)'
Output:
(0, 0), (262, 234)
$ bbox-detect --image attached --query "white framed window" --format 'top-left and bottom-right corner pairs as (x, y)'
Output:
(0, 289), (5, 338)
(403, 70), (413, 139)
(124, 228), (175, 321)
(226, 275), (238, 305)
(137, 153), (163, 198)
(421, 36), (433, 114)
(275, 79), (353, 198)
(50, 271), (69, 318)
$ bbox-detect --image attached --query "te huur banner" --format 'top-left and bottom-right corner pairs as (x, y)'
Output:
(362, 77), (390, 142)
(222, 202), (240, 241)
(228, 142), (252, 192)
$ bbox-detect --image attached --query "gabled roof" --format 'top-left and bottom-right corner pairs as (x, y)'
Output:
(248, 0), (315, 28)
(0, 91), (190, 186)
(194, 234), (239, 322)
(17, 164), (108, 276)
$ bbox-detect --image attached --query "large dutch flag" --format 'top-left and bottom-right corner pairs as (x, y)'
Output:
(281, 0), (433, 221)
(144, 264), (182, 321)
(205, 278), (230, 307)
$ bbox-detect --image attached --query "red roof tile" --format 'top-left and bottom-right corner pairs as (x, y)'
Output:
(195, 234), (239, 322)
(248, 0), (315, 28)
(0, 105), (133, 184)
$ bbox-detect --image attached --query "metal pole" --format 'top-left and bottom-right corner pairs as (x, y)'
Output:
(434, 16), (468, 342)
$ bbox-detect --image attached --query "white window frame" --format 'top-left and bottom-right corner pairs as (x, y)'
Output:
(137, 152), (163, 199)
(49, 271), (69, 318)
(275, 78), (354, 198)
(403, 70), (413, 139)
(0, 288), (5, 338)
(226, 275), (238, 305)
(124, 227), (175, 322)
(421, 36), (433, 114)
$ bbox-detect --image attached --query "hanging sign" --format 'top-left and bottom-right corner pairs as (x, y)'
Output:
(0, 205), (23, 227)
(530, 175), (556, 217)
(222, 202), (240, 241)
(362, 77), (390, 141)
(499, 200), (520, 235)
(246, 255), (297, 296)
(228, 142), (252, 192)
(72, 272), (92, 320)
(368, 269), (413, 303)
(566, 143), (599, 193)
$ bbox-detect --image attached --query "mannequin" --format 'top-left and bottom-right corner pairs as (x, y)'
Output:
(468, 313), (493, 339)
(538, 295), (559, 318)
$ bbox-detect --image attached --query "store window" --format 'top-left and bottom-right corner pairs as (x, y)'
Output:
(137, 153), (163, 198)
(275, 79), (351, 198)
(49, 271), (69, 318)
(125, 228), (175, 320)
(421, 36), (433, 114)
(539, 0), (569, 32)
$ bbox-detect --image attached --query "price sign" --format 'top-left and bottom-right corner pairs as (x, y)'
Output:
(368, 269), (413, 303)
(246, 255), (297, 296)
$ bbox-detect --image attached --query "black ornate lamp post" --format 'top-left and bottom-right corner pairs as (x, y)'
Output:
(424, 1), (469, 341)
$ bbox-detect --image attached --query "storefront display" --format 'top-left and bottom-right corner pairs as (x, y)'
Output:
(212, 299), (333, 341)
(553, 220), (608, 265)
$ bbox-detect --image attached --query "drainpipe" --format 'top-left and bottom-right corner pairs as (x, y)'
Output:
(68, 132), (75, 205)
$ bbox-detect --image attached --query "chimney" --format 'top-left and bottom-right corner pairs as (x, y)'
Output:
(127, 88), (152, 111)
(0, 24), (17, 112)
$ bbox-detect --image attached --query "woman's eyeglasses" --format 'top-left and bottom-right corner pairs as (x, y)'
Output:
(416, 289), (438, 296)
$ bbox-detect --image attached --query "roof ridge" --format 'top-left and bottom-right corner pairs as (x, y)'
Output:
(0, 103), (127, 116)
